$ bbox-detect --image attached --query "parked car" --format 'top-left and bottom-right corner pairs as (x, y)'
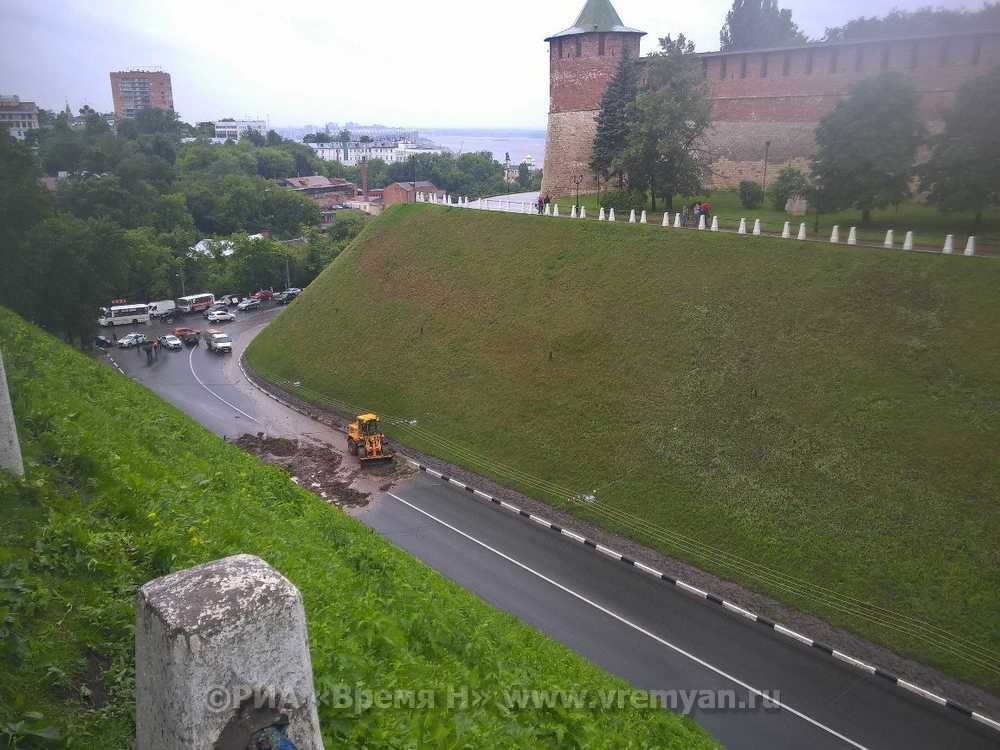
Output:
(250, 289), (274, 302)
(237, 298), (260, 312)
(205, 329), (233, 354)
(203, 302), (229, 318)
(172, 327), (201, 345)
(207, 310), (236, 323)
(275, 290), (299, 305)
(158, 334), (183, 350)
(117, 332), (147, 348)
(219, 293), (242, 306)
(95, 335), (113, 349)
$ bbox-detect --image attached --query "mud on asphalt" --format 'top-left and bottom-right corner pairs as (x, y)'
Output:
(235, 434), (414, 507)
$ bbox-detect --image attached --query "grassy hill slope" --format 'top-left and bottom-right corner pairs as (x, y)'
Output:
(0, 307), (713, 748)
(248, 204), (1000, 692)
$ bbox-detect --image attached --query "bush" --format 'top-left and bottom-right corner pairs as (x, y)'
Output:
(601, 189), (646, 212)
(768, 167), (812, 211)
(739, 180), (764, 209)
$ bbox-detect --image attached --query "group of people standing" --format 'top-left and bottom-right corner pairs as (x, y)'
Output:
(679, 202), (712, 228)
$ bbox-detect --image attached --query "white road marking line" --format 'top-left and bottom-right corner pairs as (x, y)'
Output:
(188, 347), (260, 424)
(386, 491), (870, 750)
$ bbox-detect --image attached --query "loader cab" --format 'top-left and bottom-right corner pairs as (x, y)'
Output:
(357, 414), (380, 436)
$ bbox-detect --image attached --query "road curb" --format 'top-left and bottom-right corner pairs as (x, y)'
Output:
(238, 354), (1000, 735)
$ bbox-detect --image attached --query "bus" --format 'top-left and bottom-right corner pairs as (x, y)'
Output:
(98, 304), (150, 327)
(175, 293), (216, 314)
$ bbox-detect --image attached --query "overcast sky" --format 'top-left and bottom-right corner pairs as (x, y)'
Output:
(1, 0), (984, 129)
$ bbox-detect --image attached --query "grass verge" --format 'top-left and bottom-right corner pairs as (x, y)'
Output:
(247, 203), (1000, 693)
(0, 306), (714, 748)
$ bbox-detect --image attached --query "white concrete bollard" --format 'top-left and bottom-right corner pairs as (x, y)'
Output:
(609, 208), (616, 222)
(797, 223), (807, 241)
(903, 231), (914, 250)
(673, 212), (682, 228)
(544, 203), (551, 216)
(964, 236), (976, 256)
(942, 234), (954, 254)
(629, 209), (636, 223)
(884, 229), (894, 248)
(752, 219), (761, 236)
(136, 555), (324, 750)
(738, 218), (747, 234)
(553, 204), (560, 217)
(698, 214), (706, 230)
(570, 204), (577, 219)
(847, 227), (857, 245)
(580, 206), (587, 219)
(640, 210), (647, 224)
(598, 207), (606, 221)
(710, 215), (719, 232)
(662, 212), (670, 227)
(781, 221), (791, 239)
(0, 349), (24, 476)
(830, 225), (840, 244)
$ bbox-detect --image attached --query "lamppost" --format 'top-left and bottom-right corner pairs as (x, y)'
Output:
(176, 268), (186, 297)
(571, 174), (584, 210)
(761, 140), (771, 197)
(504, 152), (511, 195)
(813, 179), (823, 236)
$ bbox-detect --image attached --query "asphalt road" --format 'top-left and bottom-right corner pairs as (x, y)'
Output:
(105, 309), (999, 750)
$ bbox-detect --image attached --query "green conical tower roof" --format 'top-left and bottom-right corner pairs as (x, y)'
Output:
(545, 0), (645, 41)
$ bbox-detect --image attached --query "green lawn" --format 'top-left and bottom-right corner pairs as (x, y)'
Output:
(248, 203), (1000, 694)
(555, 191), (1000, 252)
(0, 307), (714, 749)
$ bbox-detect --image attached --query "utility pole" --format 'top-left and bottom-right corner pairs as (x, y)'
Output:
(761, 140), (772, 196)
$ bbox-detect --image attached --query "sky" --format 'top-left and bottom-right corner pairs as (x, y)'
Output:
(0, 0), (985, 129)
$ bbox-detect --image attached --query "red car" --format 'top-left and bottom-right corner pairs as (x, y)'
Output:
(250, 289), (274, 301)
(172, 326), (201, 344)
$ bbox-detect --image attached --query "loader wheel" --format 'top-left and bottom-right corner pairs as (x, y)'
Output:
(348, 439), (357, 456)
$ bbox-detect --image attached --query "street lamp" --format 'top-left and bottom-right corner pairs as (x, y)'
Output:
(761, 140), (772, 196)
(504, 152), (511, 195)
(571, 175), (584, 210)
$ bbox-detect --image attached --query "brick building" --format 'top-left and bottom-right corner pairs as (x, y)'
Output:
(110, 70), (173, 119)
(541, 0), (1000, 195)
(276, 175), (356, 210)
(383, 181), (443, 207)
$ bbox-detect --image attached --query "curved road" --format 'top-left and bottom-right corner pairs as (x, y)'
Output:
(107, 309), (999, 750)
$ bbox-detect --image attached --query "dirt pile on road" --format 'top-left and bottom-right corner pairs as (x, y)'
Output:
(235, 433), (412, 506)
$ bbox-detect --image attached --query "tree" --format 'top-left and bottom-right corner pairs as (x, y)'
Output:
(921, 67), (1000, 230)
(265, 130), (284, 146)
(516, 163), (531, 190)
(241, 128), (266, 147)
(720, 0), (807, 51)
(768, 166), (811, 210)
(824, 6), (1000, 43)
(591, 48), (640, 189)
(739, 180), (764, 209)
(303, 132), (332, 143)
(620, 35), (712, 210)
(811, 72), (923, 223)
(132, 108), (182, 137)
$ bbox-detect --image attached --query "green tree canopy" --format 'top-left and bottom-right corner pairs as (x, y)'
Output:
(620, 35), (712, 210)
(921, 67), (1000, 229)
(823, 5), (1000, 42)
(811, 72), (924, 223)
(720, 0), (807, 51)
(591, 48), (640, 188)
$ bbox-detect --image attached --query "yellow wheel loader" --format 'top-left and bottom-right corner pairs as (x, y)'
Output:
(346, 413), (394, 463)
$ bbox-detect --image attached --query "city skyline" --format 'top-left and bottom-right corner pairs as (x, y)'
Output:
(2, 0), (985, 129)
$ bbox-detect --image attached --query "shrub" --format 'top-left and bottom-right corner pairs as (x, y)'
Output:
(739, 180), (764, 209)
(768, 167), (812, 211)
(601, 189), (646, 212)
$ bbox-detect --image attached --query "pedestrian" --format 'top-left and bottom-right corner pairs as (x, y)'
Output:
(111, 331), (118, 344)
(153, 340), (160, 359)
(537, 196), (544, 214)
(681, 207), (689, 227)
(544, 194), (551, 206)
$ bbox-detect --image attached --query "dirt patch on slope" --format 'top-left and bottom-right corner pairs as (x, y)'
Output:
(236, 434), (413, 507)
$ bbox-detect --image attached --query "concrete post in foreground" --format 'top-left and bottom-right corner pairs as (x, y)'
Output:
(781, 221), (791, 239)
(580, 206), (586, 219)
(942, 234), (954, 254)
(738, 218), (747, 235)
(136, 554), (323, 750)
(903, 231), (914, 250)
(628, 209), (636, 223)
(964, 236), (976, 256)
(884, 229), (894, 248)
(673, 211), (681, 228)
(797, 223), (807, 241)
(608, 208), (616, 222)
(830, 225), (840, 244)
(640, 210), (647, 224)
(570, 204), (577, 219)
(698, 214), (706, 230)
(0, 349), (24, 476)
(752, 219), (761, 236)
(710, 215), (719, 231)
(848, 227), (858, 245)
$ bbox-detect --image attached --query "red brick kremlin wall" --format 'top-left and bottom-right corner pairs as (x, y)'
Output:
(541, 30), (1000, 196)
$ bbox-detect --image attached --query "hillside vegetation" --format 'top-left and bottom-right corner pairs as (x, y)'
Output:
(0, 308), (713, 748)
(248, 204), (1000, 692)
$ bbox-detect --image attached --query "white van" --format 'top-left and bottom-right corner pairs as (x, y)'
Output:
(148, 300), (176, 319)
